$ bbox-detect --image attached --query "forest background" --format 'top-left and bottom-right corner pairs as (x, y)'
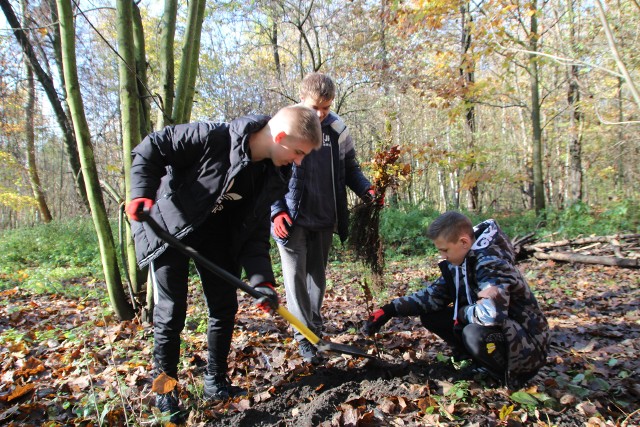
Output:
(1, 0), (639, 228)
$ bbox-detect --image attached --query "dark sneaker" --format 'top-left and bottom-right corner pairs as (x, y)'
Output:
(203, 374), (248, 401)
(470, 364), (508, 386)
(155, 390), (183, 423)
(298, 339), (321, 365)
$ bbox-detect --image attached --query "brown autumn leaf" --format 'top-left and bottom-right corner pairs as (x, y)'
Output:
(14, 357), (46, 378)
(4, 383), (35, 402)
(379, 397), (397, 414)
(152, 372), (178, 394)
(416, 396), (439, 411)
(339, 404), (360, 426)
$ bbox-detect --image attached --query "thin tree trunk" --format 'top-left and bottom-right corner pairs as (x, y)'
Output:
(1, 0), (89, 212)
(57, 0), (134, 321)
(567, 0), (582, 203)
(156, 0), (177, 129)
(460, 2), (478, 211)
(269, 14), (282, 81)
(116, 0), (142, 297)
(183, 0), (207, 123)
(22, 0), (52, 222)
(132, 2), (151, 138)
(172, 0), (204, 124)
(529, 1), (545, 214)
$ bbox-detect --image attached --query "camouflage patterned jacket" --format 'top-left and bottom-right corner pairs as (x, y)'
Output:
(391, 219), (549, 373)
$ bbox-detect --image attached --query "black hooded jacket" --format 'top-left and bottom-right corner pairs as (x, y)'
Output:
(129, 115), (290, 286)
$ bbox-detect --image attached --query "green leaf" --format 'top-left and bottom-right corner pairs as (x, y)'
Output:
(436, 352), (449, 363)
(532, 392), (560, 409)
(510, 391), (539, 407)
(589, 378), (611, 391)
(566, 384), (591, 398)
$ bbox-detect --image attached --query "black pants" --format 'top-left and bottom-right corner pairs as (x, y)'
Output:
(151, 227), (239, 379)
(420, 307), (508, 379)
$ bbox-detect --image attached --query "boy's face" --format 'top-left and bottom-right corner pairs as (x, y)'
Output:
(271, 133), (315, 167)
(432, 235), (471, 266)
(300, 96), (333, 123)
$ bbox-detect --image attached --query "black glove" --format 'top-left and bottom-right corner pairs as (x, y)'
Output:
(254, 282), (279, 313)
(362, 303), (396, 336)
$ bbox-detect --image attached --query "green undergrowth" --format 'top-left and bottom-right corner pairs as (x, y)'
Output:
(0, 218), (103, 295)
(1, 200), (637, 298)
(376, 199), (639, 260)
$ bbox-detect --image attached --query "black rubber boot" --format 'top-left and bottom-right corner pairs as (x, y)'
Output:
(203, 374), (247, 400)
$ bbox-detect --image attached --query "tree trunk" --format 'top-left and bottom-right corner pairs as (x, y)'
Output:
(529, 1), (545, 214)
(132, 2), (151, 138)
(460, 2), (478, 211)
(567, 2), (582, 203)
(56, 0), (134, 321)
(172, 0), (206, 124)
(269, 14), (282, 81)
(182, 0), (207, 123)
(116, 0), (143, 297)
(156, 0), (177, 129)
(1, 0), (90, 213)
(22, 1), (52, 223)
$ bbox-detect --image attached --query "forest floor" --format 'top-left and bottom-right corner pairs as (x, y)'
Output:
(0, 257), (639, 426)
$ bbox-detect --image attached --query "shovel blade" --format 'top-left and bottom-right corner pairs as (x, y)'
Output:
(317, 340), (375, 359)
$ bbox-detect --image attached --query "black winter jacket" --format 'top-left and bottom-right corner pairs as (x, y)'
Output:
(270, 112), (371, 243)
(130, 116), (291, 286)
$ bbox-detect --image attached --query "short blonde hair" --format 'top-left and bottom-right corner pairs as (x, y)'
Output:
(272, 105), (322, 149)
(299, 72), (336, 102)
(427, 211), (474, 242)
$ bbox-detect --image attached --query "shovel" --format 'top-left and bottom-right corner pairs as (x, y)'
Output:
(139, 213), (373, 359)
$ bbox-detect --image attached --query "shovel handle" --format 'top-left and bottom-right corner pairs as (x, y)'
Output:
(276, 306), (320, 345)
(138, 213), (325, 348)
(139, 212), (263, 300)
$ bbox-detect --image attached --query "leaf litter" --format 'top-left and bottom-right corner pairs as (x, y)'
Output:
(0, 259), (638, 426)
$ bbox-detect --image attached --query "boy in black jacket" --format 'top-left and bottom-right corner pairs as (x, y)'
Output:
(125, 105), (321, 421)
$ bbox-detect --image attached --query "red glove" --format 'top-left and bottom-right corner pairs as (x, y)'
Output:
(273, 212), (292, 239)
(254, 282), (279, 313)
(362, 303), (396, 336)
(125, 197), (154, 221)
(366, 187), (384, 206)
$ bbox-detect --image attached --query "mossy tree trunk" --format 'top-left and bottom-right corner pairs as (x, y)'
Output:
(116, 0), (143, 300)
(57, 0), (134, 321)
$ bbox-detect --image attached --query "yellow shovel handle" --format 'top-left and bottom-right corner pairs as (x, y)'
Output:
(276, 306), (320, 345)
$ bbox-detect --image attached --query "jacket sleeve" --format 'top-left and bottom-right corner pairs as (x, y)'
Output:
(339, 127), (372, 197)
(460, 256), (514, 327)
(270, 199), (288, 219)
(390, 276), (452, 317)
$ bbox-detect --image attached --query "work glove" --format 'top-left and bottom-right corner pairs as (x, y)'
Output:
(125, 197), (154, 221)
(254, 282), (279, 313)
(272, 212), (293, 239)
(362, 303), (396, 336)
(364, 187), (384, 206)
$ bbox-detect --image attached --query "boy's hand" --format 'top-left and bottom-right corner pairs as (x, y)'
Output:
(273, 212), (292, 238)
(364, 187), (384, 206)
(254, 282), (279, 313)
(125, 197), (154, 221)
(362, 303), (396, 335)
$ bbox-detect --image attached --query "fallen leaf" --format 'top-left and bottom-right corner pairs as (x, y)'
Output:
(152, 372), (178, 394)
